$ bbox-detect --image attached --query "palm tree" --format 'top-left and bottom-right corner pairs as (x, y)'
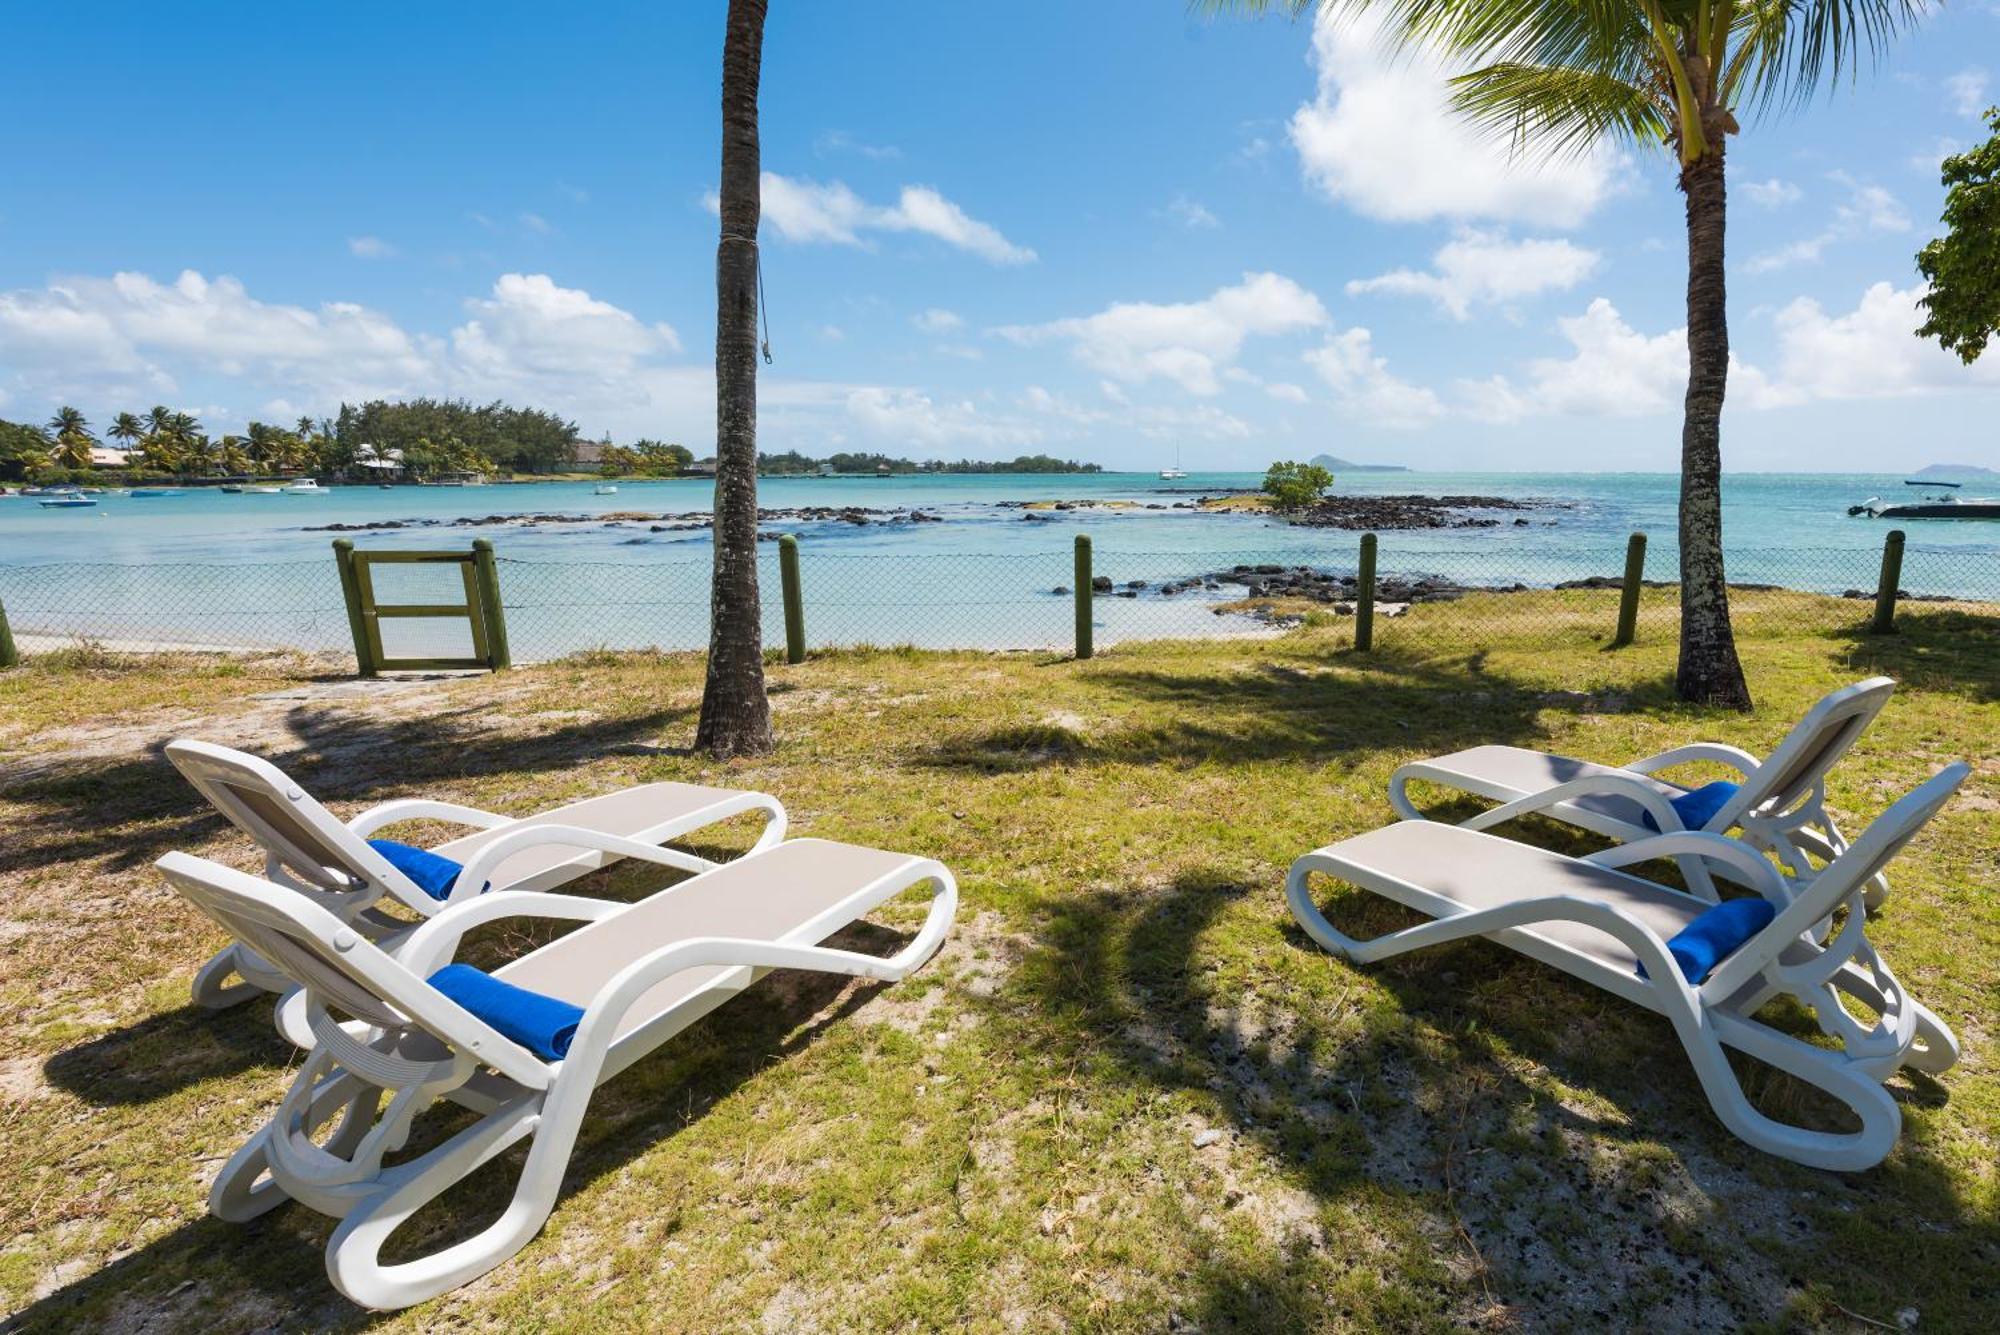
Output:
(1214, 1), (1924, 708)
(144, 405), (176, 438)
(47, 406), (96, 471)
(108, 411), (144, 454)
(695, 0), (774, 757)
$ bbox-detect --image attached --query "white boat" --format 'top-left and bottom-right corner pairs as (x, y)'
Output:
(1850, 481), (2000, 521)
(281, 479), (325, 494)
(38, 496), (98, 509)
(594, 484), (618, 495)
(242, 485), (283, 495)
(1159, 447), (1188, 481)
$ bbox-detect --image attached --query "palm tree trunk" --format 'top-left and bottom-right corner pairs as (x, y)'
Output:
(1674, 145), (1752, 710)
(696, 0), (774, 758)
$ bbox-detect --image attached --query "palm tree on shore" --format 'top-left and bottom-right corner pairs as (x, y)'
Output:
(1212, 0), (1925, 709)
(108, 411), (144, 456)
(47, 406), (96, 471)
(696, 0), (775, 757)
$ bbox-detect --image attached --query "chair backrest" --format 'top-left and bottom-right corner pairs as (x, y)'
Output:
(1714, 677), (1895, 827)
(165, 739), (430, 911)
(1704, 761), (1967, 1000)
(155, 850), (548, 1086)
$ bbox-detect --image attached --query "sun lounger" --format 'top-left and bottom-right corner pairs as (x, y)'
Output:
(1286, 763), (1966, 1170)
(155, 835), (956, 1309)
(166, 740), (785, 1008)
(1387, 677), (1896, 908)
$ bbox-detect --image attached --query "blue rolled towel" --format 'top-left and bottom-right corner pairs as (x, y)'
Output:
(368, 838), (481, 900)
(1639, 898), (1778, 984)
(1640, 779), (1741, 833)
(428, 963), (585, 1060)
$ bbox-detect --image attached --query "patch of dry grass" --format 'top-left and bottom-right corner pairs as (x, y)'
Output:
(0, 602), (1993, 1331)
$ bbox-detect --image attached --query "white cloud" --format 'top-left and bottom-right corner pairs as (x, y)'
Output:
(1745, 174), (1911, 273)
(347, 235), (397, 259)
(1770, 281), (2000, 401)
(741, 173), (1035, 264)
(1346, 229), (1600, 319)
(994, 272), (1329, 395)
(814, 129), (902, 160)
(844, 387), (1043, 448)
(1266, 381), (1310, 404)
(1741, 178), (1802, 209)
(557, 182), (590, 205)
(1290, 9), (1621, 227)
(1302, 328), (1445, 429)
(1944, 69), (1990, 118)
(913, 307), (964, 333)
(819, 323), (847, 342)
(1164, 195), (1220, 229)
(519, 212), (554, 236)
(451, 273), (681, 384)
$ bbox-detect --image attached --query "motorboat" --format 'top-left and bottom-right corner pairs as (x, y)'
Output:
(595, 484), (618, 495)
(131, 488), (181, 498)
(1850, 481), (2000, 520)
(281, 478), (325, 494)
(38, 495), (98, 508)
(242, 484), (283, 495)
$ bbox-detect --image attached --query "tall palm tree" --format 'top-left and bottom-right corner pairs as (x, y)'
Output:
(1213, 0), (1924, 708)
(108, 411), (144, 453)
(47, 406), (96, 471)
(144, 405), (176, 438)
(696, 0), (775, 757)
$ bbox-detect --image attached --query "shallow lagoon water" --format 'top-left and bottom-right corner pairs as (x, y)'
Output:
(3, 471), (1993, 654)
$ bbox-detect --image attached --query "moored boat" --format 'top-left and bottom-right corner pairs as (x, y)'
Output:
(1850, 481), (2000, 520)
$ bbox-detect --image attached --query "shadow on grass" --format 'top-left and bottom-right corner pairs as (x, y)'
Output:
(1009, 868), (1997, 1330)
(43, 999), (295, 1106)
(0, 699), (698, 878)
(17, 921), (907, 1330)
(1828, 607), (2000, 703)
(920, 650), (1679, 773)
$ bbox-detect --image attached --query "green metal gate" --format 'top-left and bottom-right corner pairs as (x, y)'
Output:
(333, 539), (511, 675)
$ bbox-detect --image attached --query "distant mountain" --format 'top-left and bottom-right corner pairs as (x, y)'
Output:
(1911, 463), (2000, 482)
(1310, 453), (1409, 473)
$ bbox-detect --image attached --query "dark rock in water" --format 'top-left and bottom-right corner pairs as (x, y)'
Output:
(1125, 580), (1148, 590)
(1280, 493), (1563, 531)
(1090, 575), (1113, 592)
(1021, 512), (1052, 522)
(1115, 590), (1138, 598)
(910, 510), (942, 523)
(1051, 585), (1071, 596)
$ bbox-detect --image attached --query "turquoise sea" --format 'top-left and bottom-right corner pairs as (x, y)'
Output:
(2, 472), (1993, 654)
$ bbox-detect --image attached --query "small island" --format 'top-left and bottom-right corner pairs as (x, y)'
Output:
(1309, 452), (1409, 473)
(1911, 462), (2000, 482)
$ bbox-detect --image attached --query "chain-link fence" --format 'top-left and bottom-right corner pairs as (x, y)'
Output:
(2, 533), (1995, 667)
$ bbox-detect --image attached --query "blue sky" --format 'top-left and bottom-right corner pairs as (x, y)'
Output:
(1, 1), (1995, 472)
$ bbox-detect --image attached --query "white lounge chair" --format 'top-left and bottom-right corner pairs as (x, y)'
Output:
(155, 835), (957, 1309)
(1387, 677), (1896, 908)
(166, 739), (785, 1009)
(1286, 763), (1966, 1171)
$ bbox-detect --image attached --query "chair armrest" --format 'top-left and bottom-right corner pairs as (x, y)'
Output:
(1580, 831), (1790, 905)
(348, 799), (511, 839)
(1626, 743), (1759, 778)
(1458, 773), (1683, 835)
(443, 823), (718, 902)
(396, 892), (627, 975)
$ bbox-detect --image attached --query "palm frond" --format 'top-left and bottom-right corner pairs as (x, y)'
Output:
(1451, 60), (1673, 158)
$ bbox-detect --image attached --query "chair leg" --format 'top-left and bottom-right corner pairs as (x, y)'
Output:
(324, 1088), (569, 1310)
(191, 945), (265, 1009)
(1698, 1013), (1904, 1171)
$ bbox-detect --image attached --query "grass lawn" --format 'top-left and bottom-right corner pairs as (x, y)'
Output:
(0, 599), (1993, 1331)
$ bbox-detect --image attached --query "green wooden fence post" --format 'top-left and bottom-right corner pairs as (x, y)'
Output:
(333, 539), (377, 677)
(1870, 528), (1906, 635)
(0, 594), (17, 669)
(471, 539), (511, 669)
(778, 533), (806, 664)
(1074, 534), (1093, 660)
(1354, 532), (1377, 652)
(1612, 531), (1648, 648)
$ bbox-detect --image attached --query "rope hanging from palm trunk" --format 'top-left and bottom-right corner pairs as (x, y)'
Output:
(718, 232), (773, 364)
